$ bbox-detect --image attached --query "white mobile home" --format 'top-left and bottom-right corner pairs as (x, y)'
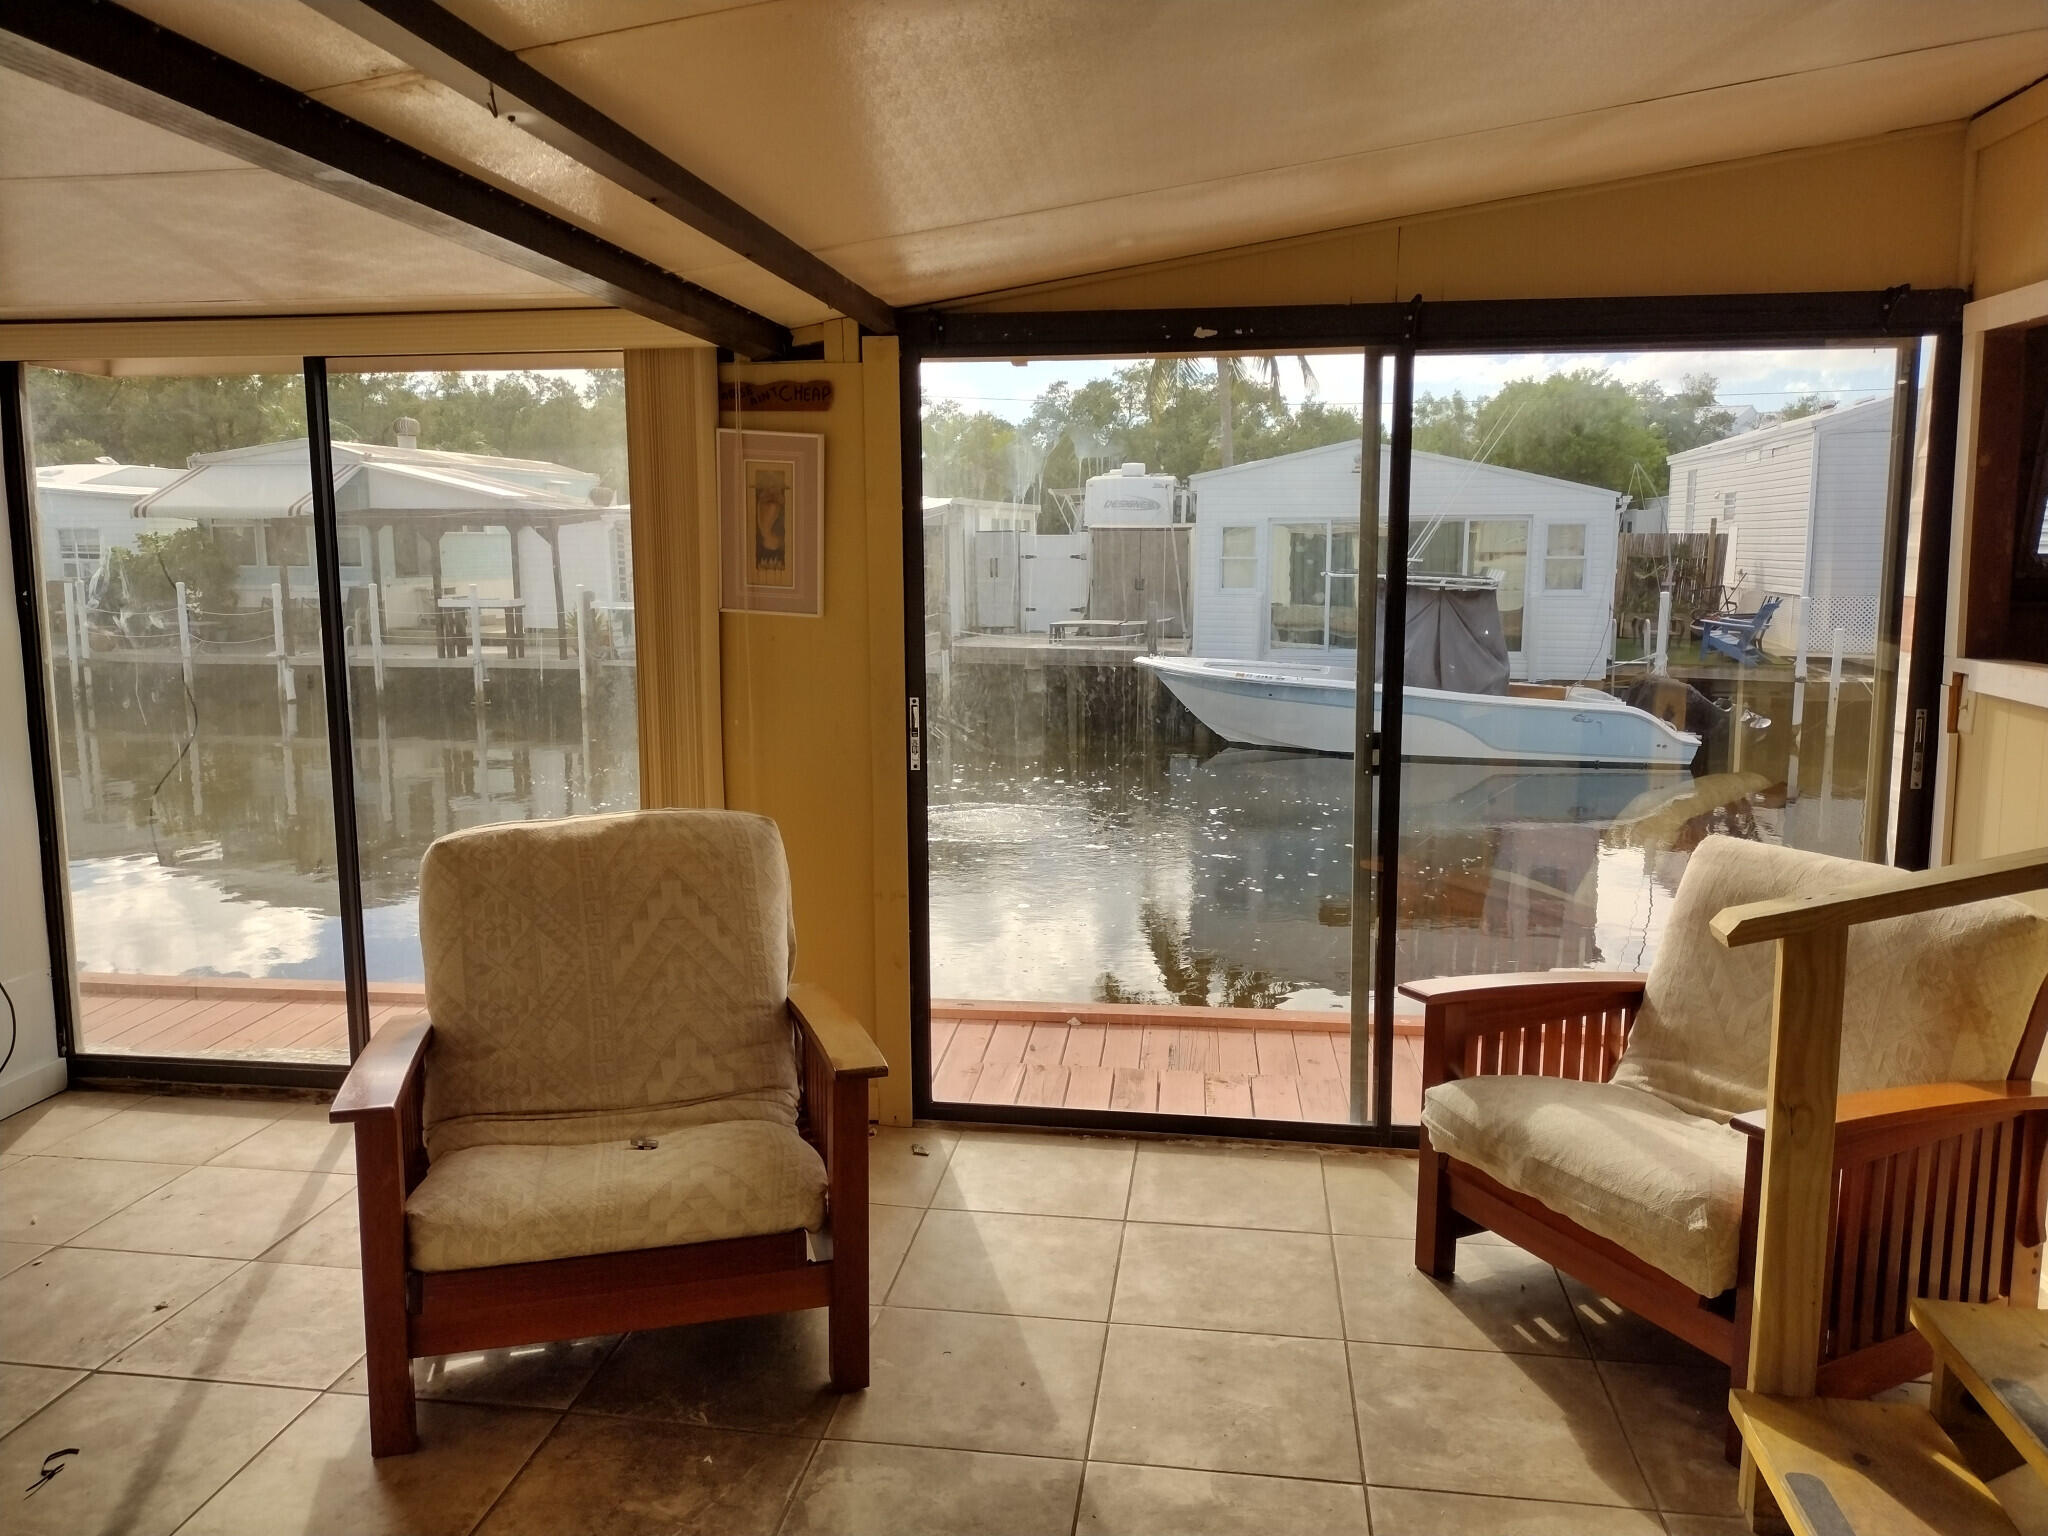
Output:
(1667, 396), (1894, 659)
(1189, 442), (1622, 682)
(33, 461), (186, 582)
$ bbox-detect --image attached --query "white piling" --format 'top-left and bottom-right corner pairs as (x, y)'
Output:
(574, 585), (591, 713)
(1653, 587), (1672, 675)
(271, 581), (296, 702)
(468, 584), (484, 702)
(1819, 626), (1845, 828)
(1786, 631), (1808, 803)
(175, 580), (195, 695)
(367, 580), (386, 696)
(62, 579), (82, 699)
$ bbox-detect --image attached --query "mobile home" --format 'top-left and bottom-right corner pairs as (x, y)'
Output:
(1189, 442), (1623, 682)
(33, 461), (186, 583)
(1666, 396), (1894, 659)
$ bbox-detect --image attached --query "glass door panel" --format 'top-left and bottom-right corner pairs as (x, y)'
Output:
(24, 366), (350, 1063)
(919, 350), (1388, 1129)
(1391, 347), (1915, 1122)
(323, 366), (638, 1004)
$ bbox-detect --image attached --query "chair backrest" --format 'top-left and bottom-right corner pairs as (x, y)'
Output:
(1611, 835), (2048, 1123)
(417, 809), (799, 1158)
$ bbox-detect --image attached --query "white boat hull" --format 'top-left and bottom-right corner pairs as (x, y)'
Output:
(1138, 656), (1700, 767)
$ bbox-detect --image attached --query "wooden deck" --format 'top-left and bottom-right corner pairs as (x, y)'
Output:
(76, 976), (1423, 1125)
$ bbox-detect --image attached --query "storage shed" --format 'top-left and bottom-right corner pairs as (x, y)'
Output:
(1189, 442), (1623, 682)
(1666, 396), (1894, 659)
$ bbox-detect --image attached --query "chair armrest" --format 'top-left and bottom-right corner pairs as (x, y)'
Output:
(1409, 971), (1647, 1090)
(330, 1013), (433, 1123)
(1731, 1081), (2048, 1152)
(788, 985), (888, 1080)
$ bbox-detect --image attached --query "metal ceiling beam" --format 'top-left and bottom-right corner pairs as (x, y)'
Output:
(306, 0), (899, 336)
(0, 0), (792, 357)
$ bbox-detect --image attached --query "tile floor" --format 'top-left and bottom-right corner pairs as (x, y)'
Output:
(0, 1087), (2014, 1535)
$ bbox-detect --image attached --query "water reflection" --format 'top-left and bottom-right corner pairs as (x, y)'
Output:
(55, 679), (638, 985)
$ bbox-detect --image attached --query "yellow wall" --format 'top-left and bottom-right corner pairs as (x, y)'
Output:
(966, 128), (1968, 310)
(1969, 114), (2048, 296)
(1949, 695), (2048, 910)
(716, 334), (914, 1122)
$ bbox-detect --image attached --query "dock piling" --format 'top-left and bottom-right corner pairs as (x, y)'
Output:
(1820, 626), (1845, 829)
(271, 581), (296, 703)
(175, 580), (195, 695)
(1786, 631), (1808, 802)
(468, 584), (484, 703)
(62, 578), (82, 699)
(1653, 587), (1672, 674)
(368, 580), (385, 696)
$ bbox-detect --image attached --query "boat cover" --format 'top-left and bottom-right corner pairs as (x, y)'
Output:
(1378, 581), (1510, 695)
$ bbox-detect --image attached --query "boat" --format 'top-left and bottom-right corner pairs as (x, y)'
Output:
(1139, 578), (1700, 767)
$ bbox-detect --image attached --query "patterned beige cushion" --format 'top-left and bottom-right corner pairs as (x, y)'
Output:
(406, 1120), (827, 1272)
(1610, 836), (2048, 1123)
(1422, 1074), (1750, 1296)
(418, 810), (800, 1159)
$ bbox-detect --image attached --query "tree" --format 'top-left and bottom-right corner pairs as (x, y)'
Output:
(1778, 393), (1834, 420)
(105, 526), (239, 619)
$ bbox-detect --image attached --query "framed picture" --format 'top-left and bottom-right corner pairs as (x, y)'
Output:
(717, 429), (824, 615)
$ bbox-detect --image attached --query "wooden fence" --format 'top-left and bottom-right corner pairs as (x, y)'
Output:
(1613, 531), (1727, 648)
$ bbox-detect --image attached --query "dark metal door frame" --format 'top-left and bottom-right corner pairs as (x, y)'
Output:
(898, 287), (1966, 1145)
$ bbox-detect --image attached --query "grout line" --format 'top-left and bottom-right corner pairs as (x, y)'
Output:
(770, 1435), (827, 1536)
(1328, 1157), (1372, 1522)
(460, 1407), (569, 1536)
(164, 1381), (326, 1536)
(1071, 1214), (1132, 1535)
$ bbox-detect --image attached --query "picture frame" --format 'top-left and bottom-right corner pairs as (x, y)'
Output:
(717, 428), (824, 615)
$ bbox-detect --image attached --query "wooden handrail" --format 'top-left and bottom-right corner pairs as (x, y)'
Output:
(1711, 846), (2048, 948)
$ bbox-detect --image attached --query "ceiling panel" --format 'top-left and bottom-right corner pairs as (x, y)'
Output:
(0, 69), (246, 178)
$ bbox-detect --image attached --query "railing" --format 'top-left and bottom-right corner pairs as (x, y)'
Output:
(1712, 845), (2048, 1524)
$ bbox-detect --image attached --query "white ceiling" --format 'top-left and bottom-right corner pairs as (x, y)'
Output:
(5, 0), (2045, 327)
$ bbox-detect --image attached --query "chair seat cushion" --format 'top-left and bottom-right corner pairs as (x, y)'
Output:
(405, 1119), (827, 1273)
(1422, 1074), (1750, 1298)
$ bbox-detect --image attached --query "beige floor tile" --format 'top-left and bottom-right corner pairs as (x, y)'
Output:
(1660, 1517), (1752, 1536)
(869, 1126), (958, 1208)
(41, 1097), (282, 1164)
(259, 1195), (361, 1268)
(1350, 1342), (1650, 1507)
(1334, 1235), (1584, 1355)
(1321, 1153), (1420, 1237)
(1368, 1487), (1665, 1534)
(207, 1115), (354, 1174)
(828, 1305), (1104, 1458)
(0, 1363), (84, 1436)
(475, 1413), (812, 1536)
(107, 1261), (365, 1389)
(934, 1132), (1136, 1219)
(1127, 1144), (1327, 1231)
(0, 1155), (185, 1244)
(71, 1164), (355, 1259)
(1563, 1276), (1726, 1365)
(1092, 1324), (1359, 1482)
(0, 1371), (311, 1536)
(574, 1312), (837, 1434)
(0, 1241), (48, 1276)
(1113, 1222), (1342, 1338)
(888, 1208), (1124, 1320)
(1078, 1461), (1370, 1534)
(0, 1246), (241, 1367)
(0, 1090), (143, 1154)
(784, 1440), (1083, 1536)
(178, 1393), (555, 1536)
(869, 1201), (922, 1297)
(1597, 1361), (1740, 1516)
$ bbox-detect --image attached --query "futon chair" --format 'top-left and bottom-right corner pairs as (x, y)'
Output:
(1410, 835), (2048, 1419)
(332, 810), (887, 1457)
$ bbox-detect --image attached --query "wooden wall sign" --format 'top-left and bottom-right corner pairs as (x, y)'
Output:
(719, 378), (834, 412)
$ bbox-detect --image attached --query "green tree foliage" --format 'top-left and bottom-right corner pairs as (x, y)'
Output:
(27, 368), (627, 494)
(1777, 393), (1834, 421)
(108, 526), (239, 617)
(923, 360), (1364, 530)
(1412, 368), (1734, 498)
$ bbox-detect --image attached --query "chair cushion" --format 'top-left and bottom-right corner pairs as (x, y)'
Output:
(1422, 1074), (1750, 1297)
(1610, 836), (2048, 1123)
(418, 810), (800, 1159)
(405, 1119), (827, 1273)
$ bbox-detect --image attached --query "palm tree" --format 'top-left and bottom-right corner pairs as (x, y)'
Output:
(1146, 354), (1319, 467)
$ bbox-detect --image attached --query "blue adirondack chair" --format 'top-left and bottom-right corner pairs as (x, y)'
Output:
(1695, 593), (1782, 665)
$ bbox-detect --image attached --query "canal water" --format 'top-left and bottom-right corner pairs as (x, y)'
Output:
(54, 663), (1874, 1013)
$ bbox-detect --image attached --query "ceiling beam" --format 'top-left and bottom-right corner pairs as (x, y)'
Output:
(305, 0), (899, 336)
(0, 0), (792, 357)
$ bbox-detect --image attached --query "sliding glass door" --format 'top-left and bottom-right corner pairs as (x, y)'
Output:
(916, 350), (1392, 1131)
(13, 357), (639, 1070)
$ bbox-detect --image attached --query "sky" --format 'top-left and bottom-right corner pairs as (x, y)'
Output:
(921, 346), (1903, 425)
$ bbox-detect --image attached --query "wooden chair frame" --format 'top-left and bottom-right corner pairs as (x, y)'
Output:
(331, 982), (887, 1457)
(1410, 968), (2048, 1427)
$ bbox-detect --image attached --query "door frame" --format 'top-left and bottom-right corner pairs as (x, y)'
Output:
(896, 289), (1965, 1146)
